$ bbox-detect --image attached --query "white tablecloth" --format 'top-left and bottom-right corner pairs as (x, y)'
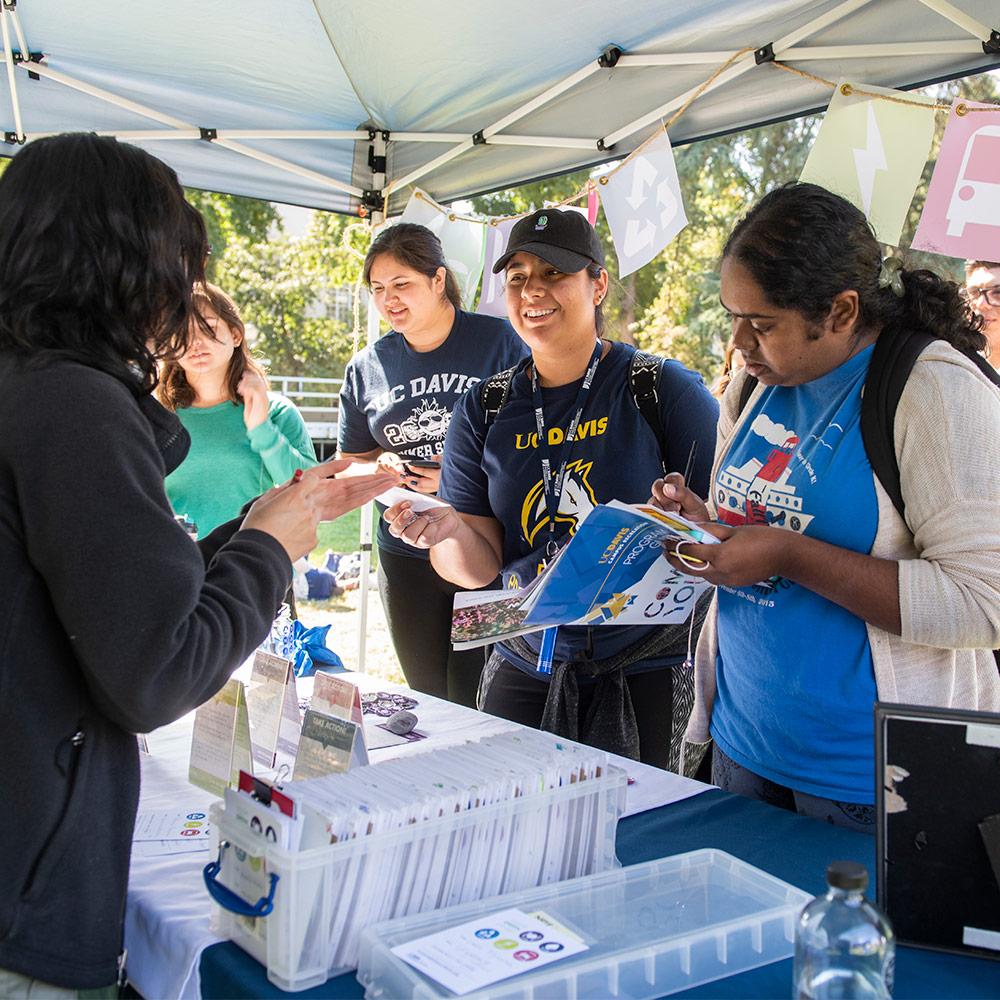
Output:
(125, 671), (711, 999)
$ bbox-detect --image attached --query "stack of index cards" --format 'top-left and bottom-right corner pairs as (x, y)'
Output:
(209, 730), (627, 991)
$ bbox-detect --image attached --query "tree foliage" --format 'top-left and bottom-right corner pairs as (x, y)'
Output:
(185, 70), (998, 383)
(186, 194), (368, 377)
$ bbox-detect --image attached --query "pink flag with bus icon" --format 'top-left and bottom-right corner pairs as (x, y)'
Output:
(912, 102), (1000, 260)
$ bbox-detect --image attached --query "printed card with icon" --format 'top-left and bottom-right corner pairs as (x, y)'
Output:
(293, 708), (369, 780)
(312, 672), (365, 726)
(391, 907), (588, 996)
(189, 677), (253, 796)
(246, 651), (301, 770)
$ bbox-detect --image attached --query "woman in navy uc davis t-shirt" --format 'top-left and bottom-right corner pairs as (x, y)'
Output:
(382, 209), (718, 768)
(338, 223), (527, 707)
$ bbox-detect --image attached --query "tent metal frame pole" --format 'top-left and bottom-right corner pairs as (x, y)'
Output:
(213, 136), (366, 197)
(603, 0), (876, 148)
(14, 126), (595, 148)
(0, 9), (25, 141)
(384, 57), (603, 196)
(914, 0), (994, 42)
(619, 52), (750, 67)
(357, 130), (387, 675)
(10, 59), (366, 198)
(384, 138), (474, 197)
(781, 40), (984, 59)
(8, 5), (29, 59)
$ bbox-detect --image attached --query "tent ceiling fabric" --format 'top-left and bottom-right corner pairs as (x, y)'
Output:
(3, 0), (998, 214)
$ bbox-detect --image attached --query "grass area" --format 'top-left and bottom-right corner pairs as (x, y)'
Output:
(313, 506), (380, 561)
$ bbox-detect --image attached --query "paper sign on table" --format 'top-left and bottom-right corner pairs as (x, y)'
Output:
(312, 672), (365, 725)
(391, 906), (588, 996)
(133, 809), (211, 842)
(245, 651), (300, 770)
(189, 678), (253, 797)
(293, 708), (369, 780)
(800, 81), (936, 247)
(913, 100), (1000, 260)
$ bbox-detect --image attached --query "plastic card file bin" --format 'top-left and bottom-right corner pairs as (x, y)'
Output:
(356, 849), (813, 999)
(207, 765), (626, 992)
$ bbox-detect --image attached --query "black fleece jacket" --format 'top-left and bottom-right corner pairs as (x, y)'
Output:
(0, 356), (291, 988)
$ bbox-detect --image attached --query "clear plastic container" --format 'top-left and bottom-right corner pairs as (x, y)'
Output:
(794, 861), (894, 999)
(356, 849), (812, 999)
(207, 765), (626, 992)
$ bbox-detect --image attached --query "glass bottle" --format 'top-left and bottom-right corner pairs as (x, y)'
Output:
(793, 860), (895, 999)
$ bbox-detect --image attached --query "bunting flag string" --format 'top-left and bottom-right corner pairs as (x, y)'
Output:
(343, 47), (1000, 354)
(800, 81), (937, 247)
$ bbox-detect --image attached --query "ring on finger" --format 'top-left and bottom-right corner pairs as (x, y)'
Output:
(673, 539), (709, 572)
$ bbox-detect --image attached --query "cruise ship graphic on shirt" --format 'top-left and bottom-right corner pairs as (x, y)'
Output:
(715, 432), (815, 534)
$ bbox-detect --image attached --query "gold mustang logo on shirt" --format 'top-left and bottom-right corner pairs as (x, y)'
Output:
(520, 459), (599, 548)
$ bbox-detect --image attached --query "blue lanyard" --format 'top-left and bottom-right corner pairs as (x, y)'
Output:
(530, 340), (603, 672)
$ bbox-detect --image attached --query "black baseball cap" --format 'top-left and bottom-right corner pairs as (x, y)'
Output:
(492, 208), (605, 274)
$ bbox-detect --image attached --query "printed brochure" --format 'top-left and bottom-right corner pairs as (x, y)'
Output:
(451, 501), (715, 649)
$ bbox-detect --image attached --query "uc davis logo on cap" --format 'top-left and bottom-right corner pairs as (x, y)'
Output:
(534, 214), (548, 231)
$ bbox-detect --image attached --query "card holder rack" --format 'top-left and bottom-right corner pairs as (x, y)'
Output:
(207, 765), (627, 992)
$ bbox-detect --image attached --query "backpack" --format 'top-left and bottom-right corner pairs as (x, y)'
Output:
(480, 349), (668, 471)
(736, 332), (1000, 521)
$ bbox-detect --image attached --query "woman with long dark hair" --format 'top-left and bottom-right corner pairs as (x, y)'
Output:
(654, 182), (1000, 830)
(338, 222), (527, 705)
(0, 134), (394, 994)
(159, 282), (317, 536)
(383, 209), (718, 768)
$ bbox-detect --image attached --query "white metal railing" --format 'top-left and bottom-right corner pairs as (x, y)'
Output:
(271, 374), (342, 442)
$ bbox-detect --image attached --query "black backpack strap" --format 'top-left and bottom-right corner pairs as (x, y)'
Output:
(479, 362), (520, 428)
(736, 371), (759, 417)
(861, 331), (937, 521)
(863, 332), (1000, 522)
(628, 350), (666, 471)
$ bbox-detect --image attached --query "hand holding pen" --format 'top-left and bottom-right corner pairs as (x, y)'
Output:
(648, 440), (710, 523)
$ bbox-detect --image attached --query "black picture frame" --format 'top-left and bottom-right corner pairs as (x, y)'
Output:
(876, 701), (1000, 961)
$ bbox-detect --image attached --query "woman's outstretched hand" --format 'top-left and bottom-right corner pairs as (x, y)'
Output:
(241, 459), (396, 562)
(383, 498), (463, 550)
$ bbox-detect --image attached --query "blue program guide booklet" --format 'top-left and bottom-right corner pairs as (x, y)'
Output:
(521, 501), (715, 629)
(450, 502), (714, 649)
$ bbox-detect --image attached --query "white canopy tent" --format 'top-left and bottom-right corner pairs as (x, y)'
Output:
(3, 0), (997, 215)
(3, 0), (996, 669)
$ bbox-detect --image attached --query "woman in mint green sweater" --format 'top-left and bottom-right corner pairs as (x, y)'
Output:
(160, 283), (318, 534)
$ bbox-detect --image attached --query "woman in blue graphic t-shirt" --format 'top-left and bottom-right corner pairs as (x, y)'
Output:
(653, 184), (1000, 831)
(338, 224), (526, 706)
(383, 209), (719, 768)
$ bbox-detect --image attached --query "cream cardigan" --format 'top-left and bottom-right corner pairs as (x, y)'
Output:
(686, 342), (1000, 748)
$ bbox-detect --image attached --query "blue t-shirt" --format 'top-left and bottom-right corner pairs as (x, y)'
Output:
(710, 345), (878, 804)
(439, 341), (719, 673)
(338, 309), (527, 558)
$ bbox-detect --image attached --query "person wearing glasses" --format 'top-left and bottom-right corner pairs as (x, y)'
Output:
(964, 259), (1000, 370)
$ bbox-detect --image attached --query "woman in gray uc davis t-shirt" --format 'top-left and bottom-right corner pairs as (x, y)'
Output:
(338, 224), (527, 706)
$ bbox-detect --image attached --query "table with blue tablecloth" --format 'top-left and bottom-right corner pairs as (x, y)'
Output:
(198, 786), (1000, 999)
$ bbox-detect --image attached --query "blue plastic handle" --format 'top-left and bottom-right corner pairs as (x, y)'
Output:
(203, 842), (279, 918)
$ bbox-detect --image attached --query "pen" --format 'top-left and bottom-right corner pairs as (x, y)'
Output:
(681, 440), (698, 487)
